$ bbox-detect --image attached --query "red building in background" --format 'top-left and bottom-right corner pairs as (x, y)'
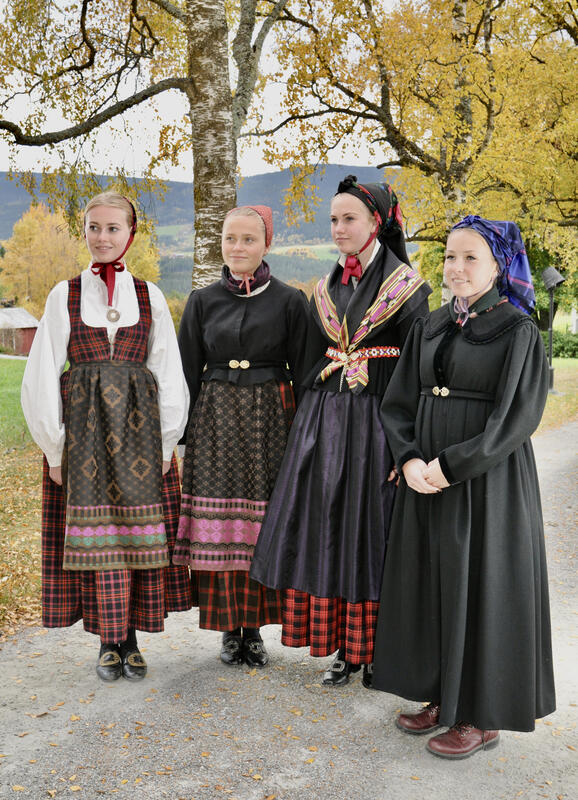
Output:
(0, 307), (38, 356)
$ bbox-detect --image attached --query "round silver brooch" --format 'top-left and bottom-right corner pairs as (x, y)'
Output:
(106, 308), (121, 323)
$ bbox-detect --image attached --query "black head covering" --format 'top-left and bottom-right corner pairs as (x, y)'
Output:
(335, 174), (409, 265)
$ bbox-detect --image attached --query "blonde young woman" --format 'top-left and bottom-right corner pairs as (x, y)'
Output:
(22, 192), (191, 682)
(174, 205), (309, 668)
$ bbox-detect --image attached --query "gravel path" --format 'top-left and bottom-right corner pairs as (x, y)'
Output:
(1, 422), (576, 800)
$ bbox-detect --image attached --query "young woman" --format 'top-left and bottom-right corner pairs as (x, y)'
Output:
(372, 216), (555, 757)
(173, 205), (309, 668)
(21, 192), (191, 682)
(250, 176), (431, 687)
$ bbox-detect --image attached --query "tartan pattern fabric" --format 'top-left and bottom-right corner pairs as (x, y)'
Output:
(39, 275), (192, 639)
(67, 275), (151, 364)
(191, 569), (282, 631)
(41, 456), (192, 641)
(280, 589), (379, 665)
(174, 380), (296, 570)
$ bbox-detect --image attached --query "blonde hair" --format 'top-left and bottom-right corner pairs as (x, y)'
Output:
(84, 192), (135, 228)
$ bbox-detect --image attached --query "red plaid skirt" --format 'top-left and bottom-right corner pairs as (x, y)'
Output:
(41, 454), (192, 642)
(191, 570), (282, 631)
(281, 589), (379, 665)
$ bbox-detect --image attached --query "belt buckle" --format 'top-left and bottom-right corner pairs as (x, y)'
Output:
(440, 386), (450, 397)
(239, 360), (250, 369)
(229, 359), (240, 369)
(432, 386), (440, 396)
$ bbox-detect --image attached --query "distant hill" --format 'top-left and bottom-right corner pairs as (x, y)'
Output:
(0, 165), (417, 294)
(0, 165), (396, 242)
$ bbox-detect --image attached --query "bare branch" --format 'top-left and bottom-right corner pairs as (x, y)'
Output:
(0, 78), (189, 146)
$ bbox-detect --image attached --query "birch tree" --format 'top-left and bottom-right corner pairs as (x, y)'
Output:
(0, 0), (288, 287)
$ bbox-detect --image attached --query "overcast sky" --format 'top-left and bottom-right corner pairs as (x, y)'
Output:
(0, 3), (389, 181)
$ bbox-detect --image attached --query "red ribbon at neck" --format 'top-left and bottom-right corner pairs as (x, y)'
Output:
(340, 221), (380, 286)
(236, 273), (254, 296)
(90, 261), (126, 306)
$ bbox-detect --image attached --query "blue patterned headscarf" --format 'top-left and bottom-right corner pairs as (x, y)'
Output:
(451, 215), (535, 315)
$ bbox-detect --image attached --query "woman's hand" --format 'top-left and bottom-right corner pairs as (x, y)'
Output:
(162, 460), (171, 476)
(387, 468), (399, 485)
(49, 466), (63, 486)
(402, 458), (441, 494)
(423, 458), (450, 490)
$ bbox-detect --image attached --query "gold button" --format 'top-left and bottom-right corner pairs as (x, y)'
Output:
(229, 359), (240, 369)
(239, 360), (250, 369)
(440, 386), (450, 397)
(432, 386), (440, 396)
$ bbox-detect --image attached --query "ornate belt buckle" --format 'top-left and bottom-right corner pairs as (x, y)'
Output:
(432, 386), (440, 396)
(239, 360), (250, 369)
(440, 386), (450, 397)
(229, 359), (240, 369)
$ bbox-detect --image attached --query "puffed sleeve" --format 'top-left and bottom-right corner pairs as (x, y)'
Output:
(20, 281), (70, 467)
(438, 320), (548, 483)
(379, 317), (427, 469)
(285, 288), (312, 394)
(177, 290), (206, 441)
(146, 282), (190, 461)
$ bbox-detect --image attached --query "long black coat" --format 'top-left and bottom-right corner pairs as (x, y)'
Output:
(372, 291), (556, 732)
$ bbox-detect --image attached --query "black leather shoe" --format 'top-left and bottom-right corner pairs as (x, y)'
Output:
(322, 651), (361, 686)
(220, 631), (244, 665)
(96, 645), (122, 682)
(243, 633), (269, 668)
(121, 648), (147, 681)
(362, 662), (373, 690)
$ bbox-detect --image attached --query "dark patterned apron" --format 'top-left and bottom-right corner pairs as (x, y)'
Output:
(61, 275), (168, 570)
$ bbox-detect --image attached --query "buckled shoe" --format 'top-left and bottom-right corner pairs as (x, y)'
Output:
(96, 645), (122, 682)
(220, 630), (244, 665)
(427, 723), (500, 759)
(396, 702), (441, 734)
(243, 631), (269, 668)
(322, 650), (361, 687)
(121, 648), (147, 681)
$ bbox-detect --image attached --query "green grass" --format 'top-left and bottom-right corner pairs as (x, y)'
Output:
(541, 357), (578, 431)
(0, 358), (32, 452)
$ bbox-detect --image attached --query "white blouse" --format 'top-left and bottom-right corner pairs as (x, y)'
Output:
(21, 266), (189, 466)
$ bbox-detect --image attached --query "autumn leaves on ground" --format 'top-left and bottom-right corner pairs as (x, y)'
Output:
(1, 356), (577, 640)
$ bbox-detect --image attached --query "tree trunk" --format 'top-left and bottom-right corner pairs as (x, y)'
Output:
(185, 0), (237, 289)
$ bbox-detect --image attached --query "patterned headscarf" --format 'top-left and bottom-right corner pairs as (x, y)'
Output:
(336, 175), (409, 287)
(451, 215), (535, 315)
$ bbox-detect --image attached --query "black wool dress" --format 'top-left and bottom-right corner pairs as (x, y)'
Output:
(372, 288), (556, 732)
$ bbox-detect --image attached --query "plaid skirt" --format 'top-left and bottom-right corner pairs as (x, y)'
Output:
(281, 589), (379, 665)
(191, 570), (282, 631)
(41, 454), (192, 642)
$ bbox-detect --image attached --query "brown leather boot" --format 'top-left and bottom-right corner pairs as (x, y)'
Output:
(427, 722), (500, 759)
(396, 702), (441, 734)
